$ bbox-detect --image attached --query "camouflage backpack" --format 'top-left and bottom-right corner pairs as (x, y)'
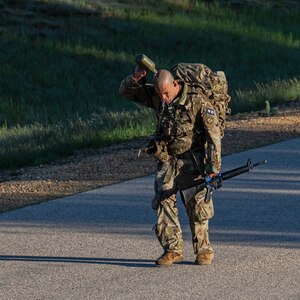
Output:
(170, 63), (231, 138)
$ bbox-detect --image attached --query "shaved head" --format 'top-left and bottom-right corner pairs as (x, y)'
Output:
(153, 69), (174, 89)
(153, 69), (181, 105)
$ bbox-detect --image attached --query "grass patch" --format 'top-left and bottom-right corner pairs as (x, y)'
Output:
(233, 78), (300, 113)
(0, 108), (155, 168)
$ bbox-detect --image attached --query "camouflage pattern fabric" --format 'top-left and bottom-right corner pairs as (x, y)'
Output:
(154, 194), (183, 254)
(119, 65), (226, 255)
(151, 158), (214, 254)
(185, 188), (214, 254)
(170, 63), (231, 139)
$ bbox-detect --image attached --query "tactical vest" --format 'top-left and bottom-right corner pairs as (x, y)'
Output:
(155, 84), (204, 156)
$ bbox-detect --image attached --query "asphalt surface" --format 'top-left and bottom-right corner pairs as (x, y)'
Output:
(0, 138), (300, 300)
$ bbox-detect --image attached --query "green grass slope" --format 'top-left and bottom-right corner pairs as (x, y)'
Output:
(0, 0), (299, 168)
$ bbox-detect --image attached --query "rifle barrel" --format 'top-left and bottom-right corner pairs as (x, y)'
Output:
(221, 165), (250, 180)
(252, 160), (268, 168)
(222, 160), (267, 181)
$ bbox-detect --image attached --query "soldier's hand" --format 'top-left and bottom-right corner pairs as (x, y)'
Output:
(207, 173), (222, 190)
(206, 173), (222, 190)
(133, 64), (147, 81)
(208, 172), (218, 179)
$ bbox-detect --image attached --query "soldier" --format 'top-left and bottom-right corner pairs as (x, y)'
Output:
(119, 62), (224, 266)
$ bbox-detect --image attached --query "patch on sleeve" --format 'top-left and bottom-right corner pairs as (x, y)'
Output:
(206, 108), (216, 116)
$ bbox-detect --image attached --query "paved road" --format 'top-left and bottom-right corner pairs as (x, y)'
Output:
(1, 138), (300, 300)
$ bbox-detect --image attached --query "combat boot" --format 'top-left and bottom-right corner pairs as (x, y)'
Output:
(155, 251), (183, 266)
(195, 251), (214, 265)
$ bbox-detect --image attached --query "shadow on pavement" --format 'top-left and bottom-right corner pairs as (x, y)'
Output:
(0, 255), (157, 268)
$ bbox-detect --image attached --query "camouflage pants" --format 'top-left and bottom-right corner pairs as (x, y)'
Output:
(154, 190), (214, 255)
(153, 159), (214, 255)
(185, 188), (214, 255)
(154, 194), (184, 254)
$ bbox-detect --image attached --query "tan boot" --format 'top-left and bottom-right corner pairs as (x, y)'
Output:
(155, 251), (183, 266)
(195, 251), (214, 265)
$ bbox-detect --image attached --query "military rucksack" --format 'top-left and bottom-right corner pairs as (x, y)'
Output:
(170, 63), (231, 138)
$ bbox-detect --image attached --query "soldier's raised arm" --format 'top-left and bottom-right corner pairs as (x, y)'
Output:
(119, 65), (157, 109)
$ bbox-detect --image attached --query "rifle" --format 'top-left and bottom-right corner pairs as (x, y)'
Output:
(180, 159), (267, 205)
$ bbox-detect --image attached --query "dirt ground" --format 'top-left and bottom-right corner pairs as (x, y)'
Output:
(0, 102), (299, 213)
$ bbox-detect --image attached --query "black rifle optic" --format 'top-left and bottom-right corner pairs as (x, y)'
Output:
(180, 159), (267, 205)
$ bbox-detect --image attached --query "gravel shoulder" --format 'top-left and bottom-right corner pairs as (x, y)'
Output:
(0, 104), (299, 213)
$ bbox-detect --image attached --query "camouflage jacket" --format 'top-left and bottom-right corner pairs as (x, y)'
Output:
(119, 75), (222, 174)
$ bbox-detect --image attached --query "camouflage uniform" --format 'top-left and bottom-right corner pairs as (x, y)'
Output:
(119, 66), (222, 257)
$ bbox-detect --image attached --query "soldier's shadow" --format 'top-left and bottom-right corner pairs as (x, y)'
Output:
(0, 255), (195, 267)
(0, 255), (157, 268)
